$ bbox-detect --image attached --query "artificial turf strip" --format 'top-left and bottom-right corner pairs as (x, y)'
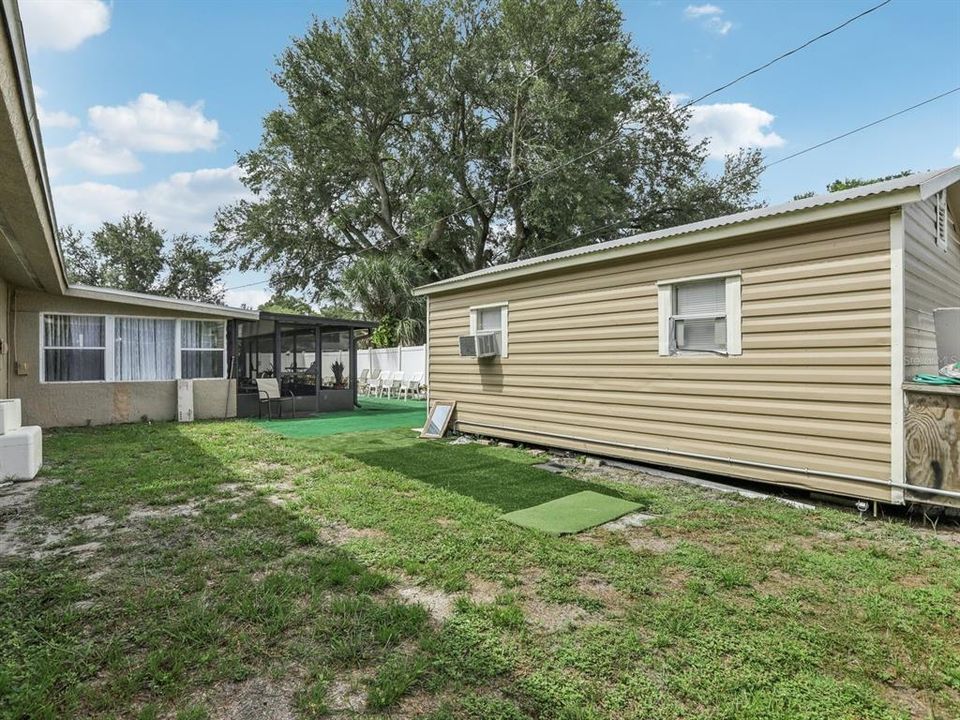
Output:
(499, 490), (642, 535)
(252, 396), (427, 438)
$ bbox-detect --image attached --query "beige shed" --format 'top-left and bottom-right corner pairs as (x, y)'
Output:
(415, 168), (960, 507)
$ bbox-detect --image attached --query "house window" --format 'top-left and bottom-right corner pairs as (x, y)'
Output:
(42, 314), (106, 382)
(115, 317), (176, 381)
(657, 273), (741, 356)
(41, 315), (228, 382)
(180, 320), (226, 379)
(469, 303), (509, 357)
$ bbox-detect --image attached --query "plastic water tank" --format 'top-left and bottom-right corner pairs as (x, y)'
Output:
(934, 308), (960, 367)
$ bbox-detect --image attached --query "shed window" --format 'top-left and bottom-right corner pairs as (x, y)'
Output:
(657, 273), (741, 356)
(43, 314), (107, 382)
(469, 303), (509, 357)
(181, 320), (226, 379)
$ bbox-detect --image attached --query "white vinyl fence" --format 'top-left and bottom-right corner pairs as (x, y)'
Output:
(356, 345), (426, 378)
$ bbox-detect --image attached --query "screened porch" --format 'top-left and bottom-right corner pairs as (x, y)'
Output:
(232, 311), (376, 418)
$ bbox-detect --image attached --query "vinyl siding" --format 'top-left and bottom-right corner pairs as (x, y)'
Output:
(903, 196), (960, 378)
(427, 214), (894, 502)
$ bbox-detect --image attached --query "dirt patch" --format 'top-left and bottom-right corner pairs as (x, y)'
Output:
(395, 689), (444, 718)
(600, 512), (657, 531)
(523, 597), (589, 632)
(576, 575), (628, 611)
(127, 503), (200, 521)
(0, 477), (60, 509)
(327, 670), (368, 713)
(467, 574), (504, 603)
(882, 682), (935, 720)
(195, 675), (300, 720)
(396, 583), (457, 622)
(434, 516), (457, 528)
(752, 568), (797, 596)
(626, 534), (678, 554)
(659, 568), (692, 593)
(315, 520), (388, 546)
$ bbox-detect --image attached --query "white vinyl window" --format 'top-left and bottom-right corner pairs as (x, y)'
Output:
(41, 314), (227, 382)
(469, 302), (509, 357)
(42, 314), (107, 382)
(657, 272), (741, 356)
(115, 317), (177, 381)
(180, 320), (226, 379)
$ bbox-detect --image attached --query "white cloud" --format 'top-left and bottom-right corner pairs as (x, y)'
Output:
(685, 102), (785, 159)
(38, 105), (80, 129)
(684, 3), (733, 35)
(88, 93), (220, 153)
(223, 286), (272, 310)
(34, 86), (79, 129)
(20, 0), (110, 51)
(953, 146), (960, 160)
(53, 165), (251, 234)
(684, 4), (722, 18)
(48, 135), (142, 176)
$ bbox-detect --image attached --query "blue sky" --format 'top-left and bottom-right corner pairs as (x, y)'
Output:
(23, 0), (960, 307)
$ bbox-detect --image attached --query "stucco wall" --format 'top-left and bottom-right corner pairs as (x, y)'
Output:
(0, 275), (8, 399)
(9, 288), (237, 427)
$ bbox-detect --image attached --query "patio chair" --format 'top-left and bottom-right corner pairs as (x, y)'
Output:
(386, 372), (405, 399)
(256, 378), (296, 420)
(398, 372), (423, 400)
(357, 368), (370, 394)
(366, 372), (382, 397)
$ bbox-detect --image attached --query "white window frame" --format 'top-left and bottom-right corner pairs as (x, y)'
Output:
(657, 271), (741, 357)
(179, 319), (228, 381)
(40, 313), (228, 383)
(469, 302), (509, 358)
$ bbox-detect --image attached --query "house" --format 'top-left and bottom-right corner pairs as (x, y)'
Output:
(0, 0), (373, 433)
(415, 167), (960, 507)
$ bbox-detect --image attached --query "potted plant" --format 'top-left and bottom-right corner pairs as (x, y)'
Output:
(331, 360), (345, 388)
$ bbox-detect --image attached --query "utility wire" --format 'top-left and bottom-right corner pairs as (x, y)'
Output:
(764, 86), (960, 168)
(222, 1), (894, 292)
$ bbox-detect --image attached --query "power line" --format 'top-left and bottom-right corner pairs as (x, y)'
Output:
(483, 86), (960, 261)
(222, 1), (893, 293)
(763, 86), (960, 169)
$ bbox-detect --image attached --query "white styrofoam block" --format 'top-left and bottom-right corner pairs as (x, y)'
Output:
(0, 399), (21, 435)
(0, 425), (42, 480)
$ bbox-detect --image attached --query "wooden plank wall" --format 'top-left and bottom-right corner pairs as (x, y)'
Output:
(427, 214), (894, 501)
(903, 196), (960, 379)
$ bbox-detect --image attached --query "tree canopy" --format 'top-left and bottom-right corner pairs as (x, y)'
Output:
(793, 170), (913, 200)
(215, 0), (763, 312)
(60, 213), (226, 304)
(258, 292), (314, 315)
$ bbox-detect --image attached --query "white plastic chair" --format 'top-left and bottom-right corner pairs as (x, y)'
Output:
(377, 371), (396, 398)
(357, 368), (370, 394)
(386, 372), (405, 399)
(399, 372), (423, 400)
(370, 371), (388, 397)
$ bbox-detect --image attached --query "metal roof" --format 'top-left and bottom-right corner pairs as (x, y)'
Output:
(257, 310), (377, 328)
(66, 284), (261, 319)
(415, 166), (960, 295)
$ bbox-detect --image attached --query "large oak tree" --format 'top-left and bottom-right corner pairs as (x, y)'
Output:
(215, 0), (763, 304)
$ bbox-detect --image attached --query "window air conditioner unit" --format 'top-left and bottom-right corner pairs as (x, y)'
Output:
(459, 332), (500, 358)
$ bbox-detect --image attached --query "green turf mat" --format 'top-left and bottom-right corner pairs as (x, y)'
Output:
(252, 397), (426, 438)
(500, 490), (642, 535)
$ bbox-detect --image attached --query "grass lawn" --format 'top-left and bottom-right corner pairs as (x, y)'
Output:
(1, 418), (959, 719)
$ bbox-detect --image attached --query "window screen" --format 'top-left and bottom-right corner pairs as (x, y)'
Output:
(43, 315), (106, 382)
(672, 279), (727, 352)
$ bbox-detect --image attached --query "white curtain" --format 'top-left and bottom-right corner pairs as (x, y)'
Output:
(43, 315), (106, 382)
(115, 318), (176, 381)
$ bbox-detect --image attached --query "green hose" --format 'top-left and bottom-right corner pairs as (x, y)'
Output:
(911, 373), (960, 385)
